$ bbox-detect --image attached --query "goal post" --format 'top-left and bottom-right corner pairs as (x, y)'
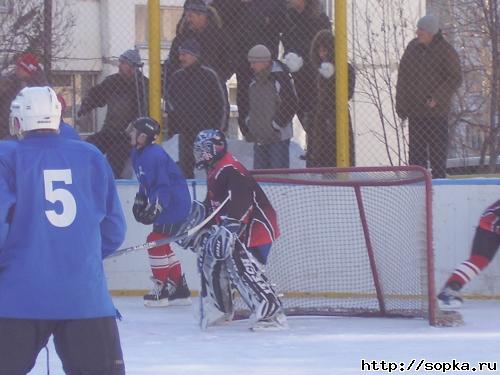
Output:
(245, 166), (452, 326)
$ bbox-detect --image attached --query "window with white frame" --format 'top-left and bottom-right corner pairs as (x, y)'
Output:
(0, 0), (8, 12)
(51, 72), (99, 136)
(135, 5), (184, 47)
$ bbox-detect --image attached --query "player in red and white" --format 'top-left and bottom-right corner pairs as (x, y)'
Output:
(438, 200), (500, 309)
(182, 128), (287, 330)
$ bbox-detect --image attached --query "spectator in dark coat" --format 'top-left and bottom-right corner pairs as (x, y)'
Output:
(308, 30), (356, 167)
(0, 53), (48, 139)
(211, 0), (287, 137)
(164, 0), (230, 131)
(396, 15), (462, 178)
(281, 0), (331, 129)
(246, 44), (298, 169)
(166, 39), (226, 178)
(78, 49), (149, 178)
(164, 0), (231, 85)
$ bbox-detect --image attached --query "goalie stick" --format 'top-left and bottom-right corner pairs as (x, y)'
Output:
(109, 193), (231, 258)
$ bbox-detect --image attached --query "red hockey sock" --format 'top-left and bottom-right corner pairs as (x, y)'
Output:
(447, 254), (490, 288)
(167, 251), (182, 285)
(146, 231), (183, 284)
(147, 232), (171, 283)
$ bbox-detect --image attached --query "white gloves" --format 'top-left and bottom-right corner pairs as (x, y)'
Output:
(284, 52), (304, 73)
(319, 62), (334, 79)
(272, 121), (281, 131)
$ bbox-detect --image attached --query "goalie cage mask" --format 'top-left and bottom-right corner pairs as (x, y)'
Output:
(193, 129), (227, 169)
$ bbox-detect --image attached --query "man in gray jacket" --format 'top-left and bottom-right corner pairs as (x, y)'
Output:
(246, 44), (298, 169)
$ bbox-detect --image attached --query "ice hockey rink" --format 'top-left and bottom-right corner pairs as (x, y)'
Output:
(27, 177), (500, 374)
(30, 297), (500, 375)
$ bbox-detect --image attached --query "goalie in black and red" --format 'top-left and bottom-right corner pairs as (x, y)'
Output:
(438, 200), (500, 309)
(181, 128), (287, 330)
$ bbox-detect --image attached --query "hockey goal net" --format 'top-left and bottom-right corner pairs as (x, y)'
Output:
(246, 166), (450, 326)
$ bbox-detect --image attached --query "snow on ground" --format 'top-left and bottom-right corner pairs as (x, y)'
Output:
(31, 298), (500, 375)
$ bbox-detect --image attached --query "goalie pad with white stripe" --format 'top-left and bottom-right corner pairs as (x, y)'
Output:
(198, 235), (234, 329)
(226, 240), (283, 323)
(198, 220), (285, 329)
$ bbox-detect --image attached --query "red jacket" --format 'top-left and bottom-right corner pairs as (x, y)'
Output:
(207, 152), (280, 247)
(479, 200), (500, 236)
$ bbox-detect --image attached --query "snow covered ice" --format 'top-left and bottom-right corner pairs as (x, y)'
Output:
(30, 297), (500, 375)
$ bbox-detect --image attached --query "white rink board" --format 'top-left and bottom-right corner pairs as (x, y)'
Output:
(106, 178), (500, 298)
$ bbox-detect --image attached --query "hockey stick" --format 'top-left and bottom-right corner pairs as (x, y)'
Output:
(110, 193), (231, 258)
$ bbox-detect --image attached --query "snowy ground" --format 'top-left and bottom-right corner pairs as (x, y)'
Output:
(30, 297), (500, 375)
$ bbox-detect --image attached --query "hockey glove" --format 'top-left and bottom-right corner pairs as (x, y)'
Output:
(284, 52), (304, 73)
(77, 103), (91, 118)
(203, 218), (243, 260)
(136, 198), (163, 225)
(318, 62), (334, 79)
(132, 193), (148, 223)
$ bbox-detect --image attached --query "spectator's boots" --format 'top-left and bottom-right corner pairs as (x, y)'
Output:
(437, 283), (463, 310)
(143, 278), (170, 307)
(167, 274), (192, 306)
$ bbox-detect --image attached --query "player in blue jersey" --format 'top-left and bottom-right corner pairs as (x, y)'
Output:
(0, 86), (127, 374)
(128, 116), (192, 307)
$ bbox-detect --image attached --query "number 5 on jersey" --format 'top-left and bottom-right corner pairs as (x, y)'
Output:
(44, 169), (77, 227)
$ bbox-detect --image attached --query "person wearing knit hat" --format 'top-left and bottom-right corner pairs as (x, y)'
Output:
(0, 52), (48, 139)
(417, 15), (439, 36)
(416, 15), (440, 46)
(245, 44), (298, 169)
(79, 47), (149, 178)
(395, 13), (462, 178)
(184, 0), (208, 14)
(16, 53), (41, 78)
(166, 36), (226, 178)
(247, 44), (272, 63)
(119, 49), (142, 67)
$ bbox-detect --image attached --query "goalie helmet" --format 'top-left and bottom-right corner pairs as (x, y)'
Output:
(193, 129), (227, 169)
(10, 86), (61, 137)
(130, 117), (160, 144)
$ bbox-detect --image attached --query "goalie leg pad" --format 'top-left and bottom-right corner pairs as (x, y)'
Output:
(199, 250), (234, 326)
(226, 240), (282, 322)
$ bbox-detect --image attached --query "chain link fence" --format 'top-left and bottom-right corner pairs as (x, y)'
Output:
(0, 0), (498, 178)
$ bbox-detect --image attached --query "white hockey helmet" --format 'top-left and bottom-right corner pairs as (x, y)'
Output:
(10, 86), (61, 137)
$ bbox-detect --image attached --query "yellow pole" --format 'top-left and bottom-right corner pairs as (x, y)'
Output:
(335, 0), (349, 166)
(148, 0), (162, 142)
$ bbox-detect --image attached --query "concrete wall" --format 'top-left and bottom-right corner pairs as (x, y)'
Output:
(105, 177), (500, 299)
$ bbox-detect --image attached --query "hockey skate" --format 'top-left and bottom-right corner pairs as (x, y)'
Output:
(438, 286), (463, 310)
(167, 274), (192, 306)
(251, 311), (289, 332)
(143, 278), (170, 307)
